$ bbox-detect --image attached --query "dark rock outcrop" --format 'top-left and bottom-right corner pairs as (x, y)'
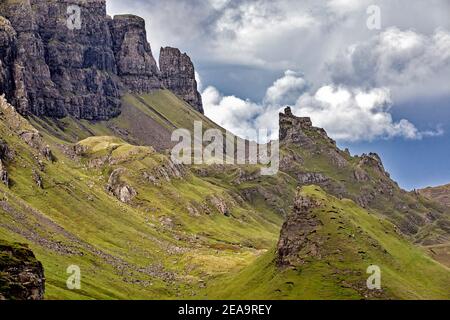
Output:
(0, 15), (17, 106)
(0, 0), (121, 119)
(279, 107), (335, 148)
(359, 153), (390, 178)
(0, 240), (45, 300)
(160, 47), (203, 113)
(0, 139), (10, 187)
(0, 159), (8, 187)
(110, 15), (161, 93)
(0, 1), (204, 119)
(32, 169), (43, 189)
(277, 189), (322, 267)
(0, 138), (11, 160)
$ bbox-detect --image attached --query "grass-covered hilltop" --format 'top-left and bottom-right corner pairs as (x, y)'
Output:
(0, 0), (449, 300)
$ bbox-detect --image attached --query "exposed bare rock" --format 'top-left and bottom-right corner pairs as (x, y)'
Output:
(297, 172), (329, 185)
(32, 170), (43, 189)
(277, 190), (322, 267)
(232, 168), (260, 185)
(0, 240), (45, 300)
(279, 107), (335, 148)
(359, 153), (390, 178)
(0, 139), (12, 161)
(0, 0), (121, 119)
(207, 195), (231, 216)
(1, 2), (205, 119)
(354, 166), (370, 182)
(106, 168), (136, 203)
(19, 131), (41, 149)
(419, 184), (450, 208)
(0, 16), (17, 105)
(159, 47), (203, 113)
(327, 149), (348, 168)
(41, 145), (54, 162)
(142, 160), (185, 185)
(0, 1), (62, 117)
(0, 159), (8, 187)
(279, 150), (304, 171)
(110, 15), (161, 93)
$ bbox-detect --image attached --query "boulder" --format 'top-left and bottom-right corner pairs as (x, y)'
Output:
(106, 168), (137, 203)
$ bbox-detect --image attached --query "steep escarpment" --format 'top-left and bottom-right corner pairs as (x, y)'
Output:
(0, 15), (16, 106)
(0, 240), (45, 300)
(110, 15), (161, 93)
(160, 47), (203, 113)
(0, 0), (120, 119)
(0, 0), (203, 120)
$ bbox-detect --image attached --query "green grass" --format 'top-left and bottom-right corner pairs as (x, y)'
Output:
(204, 186), (450, 300)
(0, 95), (283, 299)
(1, 91), (449, 300)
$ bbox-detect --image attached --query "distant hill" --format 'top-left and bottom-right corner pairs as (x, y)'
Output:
(419, 184), (450, 207)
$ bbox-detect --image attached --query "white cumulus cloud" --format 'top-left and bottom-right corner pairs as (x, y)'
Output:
(293, 85), (442, 141)
(203, 72), (442, 143)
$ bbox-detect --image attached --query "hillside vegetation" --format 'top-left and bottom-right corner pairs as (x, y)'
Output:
(1, 91), (449, 299)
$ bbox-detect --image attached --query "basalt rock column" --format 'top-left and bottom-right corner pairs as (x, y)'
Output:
(110, 14), (162, 93)
(159, 46), (203, 113)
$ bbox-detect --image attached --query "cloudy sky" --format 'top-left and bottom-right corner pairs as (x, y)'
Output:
(107, 0), (450, 190)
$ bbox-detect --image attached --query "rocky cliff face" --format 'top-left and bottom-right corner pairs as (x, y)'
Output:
(0, 0), (203, 120)
(0, 16), (16, 106)
(110, 15), (161, 93)
(0, 0), (120, 119)
(160, 47), (203, 113)
(279, 107), (335, 148)
(276, 189), (322, 267)
(0, 240), (45, 300)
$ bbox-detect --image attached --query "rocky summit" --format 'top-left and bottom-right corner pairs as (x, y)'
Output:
(0, 0), (203, 120)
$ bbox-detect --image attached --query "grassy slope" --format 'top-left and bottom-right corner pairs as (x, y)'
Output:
(0, 93), (282, 299)
(205, 186), (450, 300)
(280, 128), (450, 246)
(1, 91), (449, 300)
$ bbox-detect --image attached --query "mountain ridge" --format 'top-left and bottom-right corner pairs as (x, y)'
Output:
(0, 0), (449, 301)
(0, 0), (203, 120)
